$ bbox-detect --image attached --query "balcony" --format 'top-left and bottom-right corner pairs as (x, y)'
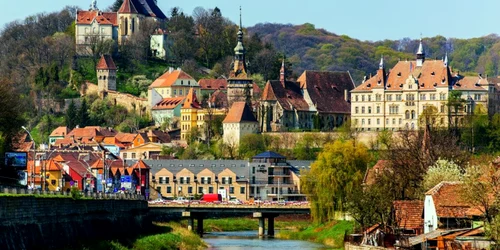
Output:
(268, 171), (291, 176)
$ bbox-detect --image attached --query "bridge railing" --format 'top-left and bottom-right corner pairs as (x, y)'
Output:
(0, 186), (145, 201)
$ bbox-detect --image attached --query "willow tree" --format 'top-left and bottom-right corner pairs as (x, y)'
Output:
(301, 139), (370, 223)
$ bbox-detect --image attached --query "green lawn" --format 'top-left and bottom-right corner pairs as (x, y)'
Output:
(278, 220), (354, 249)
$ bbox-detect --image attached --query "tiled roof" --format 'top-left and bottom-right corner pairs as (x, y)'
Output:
(76, 11), (118, 26)
(199, 79), (227, 90)
(118, 0), (138, 13)
(182, 88), (201, 109)
(129, 0), (166, 19)
(152, 97), (185, 110)
(131, 159), (151, 170)
(115, 133), (137, 143)
(363, 160), (390, 185)
(149, 69), (195, 88)
(148, 130), (171, 143)
(223, 102), (257, 123)
(426, 181), (483, 218)
(354, 60), (455, 92)
(262, 80), (310, 112)
(253, 83), (262, 95)
(50, 126), (69, 137)
(453, 76), (489, 91)
(297, 71), (355, 114)
(67, 127), (103, 139)
(96, 55), (117, 70)
(393, 200), (424, 229)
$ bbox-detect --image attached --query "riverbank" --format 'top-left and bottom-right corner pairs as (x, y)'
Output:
(201, 214), (312, 232)
(277, 220), (354, 248)
(76, 222), (206, 250)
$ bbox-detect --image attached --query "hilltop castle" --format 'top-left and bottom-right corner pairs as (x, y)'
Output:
(75, 0), (167, 56)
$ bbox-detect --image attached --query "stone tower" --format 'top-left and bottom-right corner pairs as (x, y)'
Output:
(97, 55), (117, 92)
(227, 7), (253, 107)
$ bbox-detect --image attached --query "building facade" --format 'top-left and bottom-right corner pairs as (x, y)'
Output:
(148, 68), (200, 108)
(260, 61), (355, 132)
(223, 102), (259, 147)
(351, 40), (498, 131)
(146, 152), (311, 201)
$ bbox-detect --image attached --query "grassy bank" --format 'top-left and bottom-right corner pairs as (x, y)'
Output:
(77, 222), (206, 250)
(278, 220), (354, 249)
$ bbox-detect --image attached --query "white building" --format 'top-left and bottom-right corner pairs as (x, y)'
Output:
(223, 102), (259, 147)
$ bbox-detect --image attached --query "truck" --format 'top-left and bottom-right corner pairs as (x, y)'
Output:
(200, 193), (222, 202)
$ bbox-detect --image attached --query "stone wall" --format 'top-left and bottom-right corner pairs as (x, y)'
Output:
(263, 131), (380, 148)
(0, 196), (150, 250)
(83, 82), (149, 115)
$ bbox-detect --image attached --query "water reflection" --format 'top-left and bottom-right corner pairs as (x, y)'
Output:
(204, 231), (330, 250)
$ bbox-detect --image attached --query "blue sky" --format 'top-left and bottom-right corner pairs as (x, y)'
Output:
(0, 0), (498, 41)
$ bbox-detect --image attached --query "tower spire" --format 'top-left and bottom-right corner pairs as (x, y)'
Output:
(379, 55), (384, 70)
(416, 37), (425, 67)
(444, 52), (448, 67)
(280, 56), (286, 84)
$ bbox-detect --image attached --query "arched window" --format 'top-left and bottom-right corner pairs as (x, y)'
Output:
(124, 18), (128, 35)
(368, 107), (372, 114)
(411, 110), (416, 119)
(131, 18), (135, 33)
(405, 110), (410, 119)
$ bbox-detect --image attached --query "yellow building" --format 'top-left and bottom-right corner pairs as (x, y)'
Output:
(180, 88), (227, 141)
(351, 40), (498, 131)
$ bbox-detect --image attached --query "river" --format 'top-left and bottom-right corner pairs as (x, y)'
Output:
(203, 231), (330, 250)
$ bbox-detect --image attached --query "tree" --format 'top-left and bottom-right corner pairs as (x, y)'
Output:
(238, 134), (272, 159)
(293, 134), (317, 160)
(419, 105), (440, 128)
(108, 0), (124, 12)
(65, 99), (78, 129)
(78, 98), (90, 127)
(422, 159), (463, 191)
(301, 139), (370, 223)
(447, 90), (466, 134)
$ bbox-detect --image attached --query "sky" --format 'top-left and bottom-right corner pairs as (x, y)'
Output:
(0, 0), (498, 41)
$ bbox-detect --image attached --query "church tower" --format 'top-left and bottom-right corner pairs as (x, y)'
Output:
(416, 38), (425, 67)
(117, 0), (140, 44)
(97, 55), (117, 92)
(227, 7), (253, 107)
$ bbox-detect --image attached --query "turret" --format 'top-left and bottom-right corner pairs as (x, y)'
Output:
(416, 38), (425, 67)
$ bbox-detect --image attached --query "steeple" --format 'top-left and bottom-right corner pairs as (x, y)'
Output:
(280, 57), (286, 83)
(416, 38), (425, 67)
(90, 0), (98, 11)
(444, 52), (448, 67)
(231, 6), (247, 76)
(379, 55), (384, 70)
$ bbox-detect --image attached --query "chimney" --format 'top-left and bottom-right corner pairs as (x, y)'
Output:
(344, 89), (348, 101)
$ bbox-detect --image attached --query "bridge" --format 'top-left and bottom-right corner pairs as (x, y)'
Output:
(149, 204), (310, 236)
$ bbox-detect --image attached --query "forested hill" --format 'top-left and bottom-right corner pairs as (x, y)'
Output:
(248, 23), (500, 84)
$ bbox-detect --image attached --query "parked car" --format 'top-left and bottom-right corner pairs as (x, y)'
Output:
(228, 198), (242, 204)
(172, 197), (189, 204)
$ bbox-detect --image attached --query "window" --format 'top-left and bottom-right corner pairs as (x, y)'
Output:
(376, 94), (381, 101)
(386, 94), (392, 101)
(411, 110), (416, 119)
(354, 119), (358, 125)
(188, 186), (193, 194)
(186, 177), (190, 184)
(362, 119), (365, 125)
(167, 186), (171, 193)
(229, 187), (234, 194)
(440, 93), (446, 100)
(420, 94), (426, 100)
(393, 118), (396, 125)
(368, 119), (371, 125)
(396, 94), (402, 101)
(399, 118), (402, 125)
(368, 95), (372, 101)
(131, 153), (136, 159)
(180, 177), (184, 184)
(173, 90), (177, 95)
(430, 94), (436, 100)
(376, 106), (380, 113)
(362, 95), (365, 102)
(123, 153), (127, 159)
(355, 107), (359, 113)
(405, 110), (410, 119)
(377, 118), (380, 125)
(240, 187), (245, 194)
(198, 187), (203, 194)
(208, 187), (213, 193)
(440, 105), (445, 113)
(159, 177), (164, 184)
(179, 90), (183, 95)
(386, 118), (389, 125)
(355, 95), (359, 102)
(474, 94), (481, 101)
(368, 107), (372, 114)
(362, 107), (365, 113)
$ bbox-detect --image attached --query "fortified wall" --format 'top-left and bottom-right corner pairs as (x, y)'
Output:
(83, 82), (149, 115)
(0, 196), (150, 250)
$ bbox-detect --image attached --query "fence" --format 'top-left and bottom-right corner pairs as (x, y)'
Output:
(0, 186), (145, 200)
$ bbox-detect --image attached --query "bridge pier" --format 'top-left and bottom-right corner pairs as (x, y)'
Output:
(196, 217), (204, 236)
(187, 217), (194, 231)
(268, 216), (275, 236)
(183, 211), (205, 236)
(253, 212), (278, 237)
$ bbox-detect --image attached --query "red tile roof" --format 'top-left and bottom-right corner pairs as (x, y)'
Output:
(393, 200), (424, 229)
(149, 69), (195, 88)
(152, 96), (185, 110)
(118, 0), (138, 13)
(297, 71), (355, 114)
(131, 159), (150, 170)
(262, 80), (310, 112)
(199, 79), (227, 90)
(76, 11), (118, 26)
(426, 182), (483, 218)
(454, 76), (489, 91)
(209, 90), (228, 108)
(253, 83), (262, 95)
(50, 126), (69, 137)
(223, 102), (257, 123)
(182, 88), (201, 109)
(115, 133), (137, 143)
(96, 55), (117, 70)
(354, 60), (454, 92)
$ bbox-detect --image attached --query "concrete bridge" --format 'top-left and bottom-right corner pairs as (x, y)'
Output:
(149, 204), (310, 236)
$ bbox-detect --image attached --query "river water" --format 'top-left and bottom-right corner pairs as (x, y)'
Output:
(204, 231), (330, 250)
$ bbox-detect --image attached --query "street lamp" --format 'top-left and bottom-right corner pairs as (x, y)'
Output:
(21, 126), (35, 189)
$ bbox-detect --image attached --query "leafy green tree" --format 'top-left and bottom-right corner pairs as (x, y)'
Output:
(301, 139), (370, 223)
(238, 134), (272, 159)
(108, 0), (123, 12)
(293, 134), (317, 160)
(65, 99), (78, 129)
